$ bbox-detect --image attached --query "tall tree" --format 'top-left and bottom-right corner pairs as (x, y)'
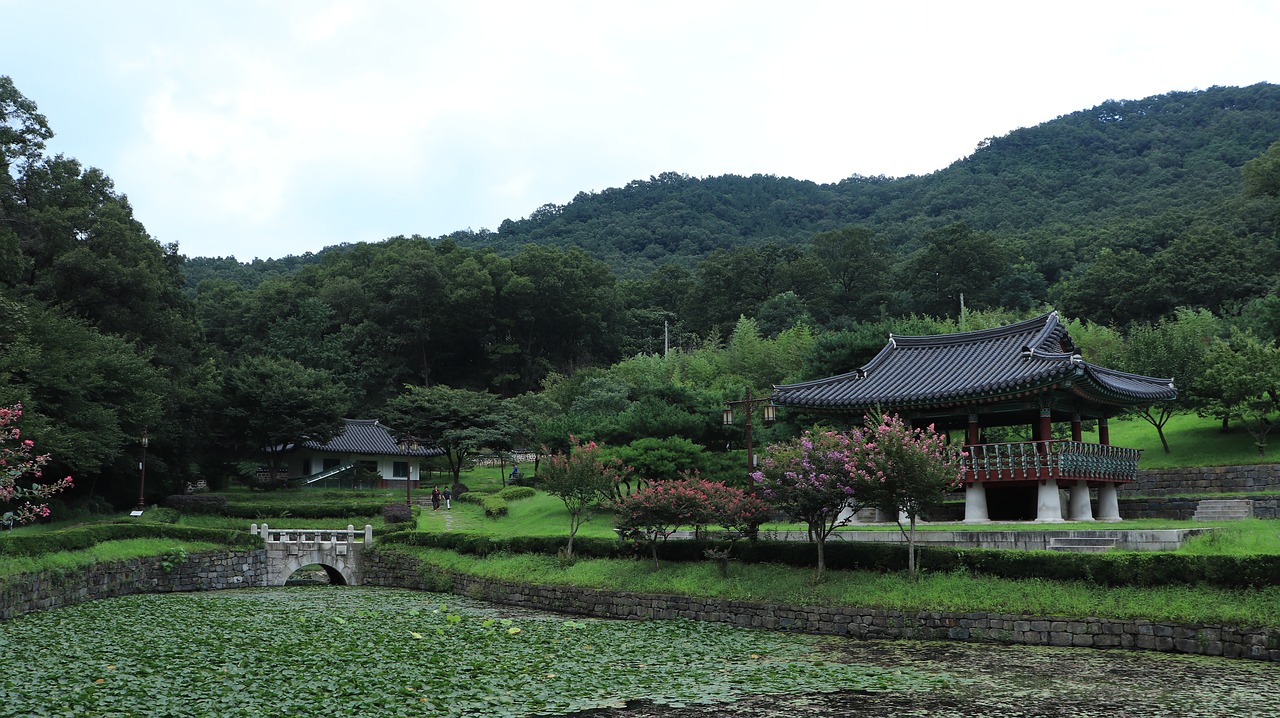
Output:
(219, 355), (349, 483)
(382, 385), (518, 488)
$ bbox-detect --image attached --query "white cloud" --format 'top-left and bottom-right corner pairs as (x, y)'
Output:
(2, 0), (1277, 258)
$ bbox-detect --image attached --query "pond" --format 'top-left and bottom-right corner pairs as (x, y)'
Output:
(1, 586), (1277, 717)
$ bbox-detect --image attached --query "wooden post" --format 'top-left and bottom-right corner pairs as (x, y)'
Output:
(1071, 413), (1083, 442)
(1098, 417), (1111, 446)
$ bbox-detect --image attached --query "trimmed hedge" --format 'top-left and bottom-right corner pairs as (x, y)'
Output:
(496, 486), (536, 501)
(221, 502), (384, 519)
(377, 530), (1280, 590)
(164, 494), (229, 514)
(455, 491), (508, 518)
(0, 523), (261, 557)
(382, 504), (414, 524)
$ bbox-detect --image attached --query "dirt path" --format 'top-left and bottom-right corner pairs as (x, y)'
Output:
(573, 638), (1280, 717)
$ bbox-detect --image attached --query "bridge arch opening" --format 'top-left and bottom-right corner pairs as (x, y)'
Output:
(285, 563), (349, 586)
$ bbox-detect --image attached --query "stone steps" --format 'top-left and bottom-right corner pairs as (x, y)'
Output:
(1192, 499), (1254, 522)
(1047, 536), (1118, 553)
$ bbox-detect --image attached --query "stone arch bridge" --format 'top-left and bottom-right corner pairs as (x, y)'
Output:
(252, 524), (373, 585)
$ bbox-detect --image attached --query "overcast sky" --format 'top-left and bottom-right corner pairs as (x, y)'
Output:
(3, 1), (1277, 261)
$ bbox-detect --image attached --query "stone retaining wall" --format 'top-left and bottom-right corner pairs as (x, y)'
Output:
(1116, 494), (1280, 520)
(1126, 464), (1280, 497)
(362, 549), (1280, 662)
(0, 549), (267, 620)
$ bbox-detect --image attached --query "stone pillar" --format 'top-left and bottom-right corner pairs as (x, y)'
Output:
(1097, 483), (1122, 522)
(364, 524), (374, 543)
(1068, 480), (1095, 522)
(1036, 478), (1065, 522)
(963, 482), (991, 523)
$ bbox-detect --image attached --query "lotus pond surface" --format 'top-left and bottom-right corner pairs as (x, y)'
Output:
(4, 586), (1279, 717)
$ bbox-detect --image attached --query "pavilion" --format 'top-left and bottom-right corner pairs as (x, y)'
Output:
(770, 311), (1177, 522)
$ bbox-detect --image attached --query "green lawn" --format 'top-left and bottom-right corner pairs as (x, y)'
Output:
(399, 545), (1280, 627)
(1106, 413), (1271, 468)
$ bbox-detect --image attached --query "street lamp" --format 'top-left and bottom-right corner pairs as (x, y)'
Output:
(397, 436), (420, 507)
(136, 429), (149, 511)
(722, 387), (777, 492)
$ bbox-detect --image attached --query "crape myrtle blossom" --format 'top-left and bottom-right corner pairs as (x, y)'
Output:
(752, 428), (877, 580)
(751, 413), (967, 580)
(1, 403), (73, 527)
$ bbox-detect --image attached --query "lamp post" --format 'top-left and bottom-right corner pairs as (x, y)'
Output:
(136, 429), (149, 511)
(722, 387), (777, 492)
(397, 436), (419, 507)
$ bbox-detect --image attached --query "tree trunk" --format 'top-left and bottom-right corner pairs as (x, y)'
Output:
(1157, 425), (1171, 454)
(815, 536), (826, 582)
(908, 515), (918, 579)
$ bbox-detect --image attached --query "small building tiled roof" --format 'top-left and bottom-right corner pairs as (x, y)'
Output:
(299, 419), (444, 457)
(772, 311), (1177, 415)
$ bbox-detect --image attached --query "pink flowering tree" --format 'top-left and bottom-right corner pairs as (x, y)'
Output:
(613, 476), (770, 570)
(752, 429), (876, 581)
(1, 404), (73, 529)
(540, 436), (633, 559)
(863, 413), (967, 579)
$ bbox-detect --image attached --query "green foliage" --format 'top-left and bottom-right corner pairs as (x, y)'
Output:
(218, 354), (349, 477)
(0, 522), (258, 557)
(539, 437), (631, 557)
(495, 486), (535, 501)
(383, 385), (520, 484)
(382, 504), (414, 524)
(164, 494), (229, 515)
(158, 546), (189, 573)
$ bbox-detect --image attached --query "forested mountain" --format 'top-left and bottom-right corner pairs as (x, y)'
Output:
(5, 76), (1280, 509)
(477, 83), (1280, 269)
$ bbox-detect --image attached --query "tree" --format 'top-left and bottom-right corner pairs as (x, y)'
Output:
(899, 223), (1012, 318)
(382, 385), (518, 489)
(1199, 330), (1280, 455)
(539, 436), (631, 559)
(861, 414), (967, 579)
(611, 437), (707, 489)
(219, 355), (349, 484)
(613, 476), (770, 570)
(752, 429), (874, 581)
(1, 403), (72, 528)
(1243, 139), (1280, 198)
(1120, 309), (1218, 451)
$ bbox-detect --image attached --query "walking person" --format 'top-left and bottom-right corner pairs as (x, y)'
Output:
(431, 486), (441, 511)
(443, 487), (452, 510)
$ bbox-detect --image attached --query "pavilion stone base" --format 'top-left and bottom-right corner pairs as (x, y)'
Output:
(1069, 480), (1095, 522)
(963, 482), (991, 523)
(965, 480), (1125, 523)
(1097, 483), (1122, 522)
(1037, 479), (1065, 522)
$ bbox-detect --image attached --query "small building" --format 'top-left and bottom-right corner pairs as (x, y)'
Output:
(280, 418), (444, 489)
(770, 311), (1177, 522)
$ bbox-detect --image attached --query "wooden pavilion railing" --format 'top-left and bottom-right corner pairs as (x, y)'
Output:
(961, 440), (1143, 483)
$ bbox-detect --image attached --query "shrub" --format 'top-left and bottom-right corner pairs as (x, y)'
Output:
(139, 507), (182, 524)
(373, 530), (1280, 589)
(382, 504), (414, 524)
(165, 494), (229, 515)
(496, 486), (536, 502)
(0, 523), (260, 557)
(457, 491), (489, 505)
(481, 495), (508, 519)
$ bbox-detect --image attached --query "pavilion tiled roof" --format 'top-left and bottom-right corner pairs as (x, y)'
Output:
(772, 311), (1177, 412)
(299, 419), (444, 457)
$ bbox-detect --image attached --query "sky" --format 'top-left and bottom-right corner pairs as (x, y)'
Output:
(3, 1), (1278, 261)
